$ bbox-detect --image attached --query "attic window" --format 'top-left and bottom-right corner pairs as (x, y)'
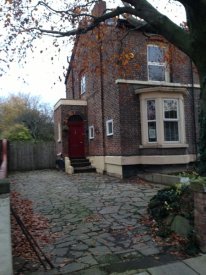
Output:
(81, 75), (86, 94)
(105, 18), (115, 26)
(147, 45), (169, 82)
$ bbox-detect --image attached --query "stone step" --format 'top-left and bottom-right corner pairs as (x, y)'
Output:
(74, 166), (96, 173)
(70, 158), (89, 163)
(70, 160), (91, 167)
(70, 158), (96, 173)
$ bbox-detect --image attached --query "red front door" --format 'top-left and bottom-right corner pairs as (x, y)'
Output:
(68, 121), (85, 158)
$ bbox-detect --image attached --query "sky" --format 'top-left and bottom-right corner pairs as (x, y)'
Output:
(0, 0), (186, 107)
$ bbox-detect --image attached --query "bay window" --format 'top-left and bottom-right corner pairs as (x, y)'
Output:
(140, 91), (186, 147)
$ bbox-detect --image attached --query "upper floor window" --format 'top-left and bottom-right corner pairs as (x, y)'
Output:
(147, 45), (169, 82)
(80, 75), (86, 94)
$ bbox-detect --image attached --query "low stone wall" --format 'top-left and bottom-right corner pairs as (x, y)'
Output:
(139, 173), (190, 186)
(0, 179), (13, 275)
(189, 180), (206, 252)
(193, 189), (206, 252)
(141, 174), (206, 253)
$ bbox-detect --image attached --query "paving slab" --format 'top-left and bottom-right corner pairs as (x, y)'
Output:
(147, 261), (198, 275)
(10, 170), (190, 274)
(183, 255), (206, 275)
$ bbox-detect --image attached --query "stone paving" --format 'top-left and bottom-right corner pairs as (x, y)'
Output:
(10, 170), (179, 274)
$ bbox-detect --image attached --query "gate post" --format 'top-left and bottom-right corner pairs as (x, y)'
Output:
(0, 139), (8, 179)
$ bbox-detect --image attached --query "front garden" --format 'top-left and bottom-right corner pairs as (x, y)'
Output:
(147, 171), (206, 256)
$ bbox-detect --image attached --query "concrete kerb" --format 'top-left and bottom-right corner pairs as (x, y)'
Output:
(142, 254), (206, 275)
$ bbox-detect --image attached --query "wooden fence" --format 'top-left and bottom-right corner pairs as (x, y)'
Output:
(8, 141), (56, 171)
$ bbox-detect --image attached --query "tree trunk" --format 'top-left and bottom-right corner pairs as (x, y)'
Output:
(195, 63), (206, 175)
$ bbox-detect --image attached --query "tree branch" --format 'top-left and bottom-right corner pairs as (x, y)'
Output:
(122, 0), (192, 56)
(37, 0), (98, 15)
(28, 6), (137, 37)
(28, 0), (193, 56)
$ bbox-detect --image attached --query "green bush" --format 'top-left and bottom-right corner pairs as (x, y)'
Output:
(3, 124), (32, 141)
(148, 184), (192, 221)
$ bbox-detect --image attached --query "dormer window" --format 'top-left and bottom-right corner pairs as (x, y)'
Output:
(147, 45), (169, 82)
(80, 75), (86, 94)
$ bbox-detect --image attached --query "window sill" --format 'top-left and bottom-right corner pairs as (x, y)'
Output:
(139, 143), (189, 149)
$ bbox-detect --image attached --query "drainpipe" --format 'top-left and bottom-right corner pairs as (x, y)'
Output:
(99, 30), (106, 160)
(190, 59), (198, 160)
(71, 69), (75, 99)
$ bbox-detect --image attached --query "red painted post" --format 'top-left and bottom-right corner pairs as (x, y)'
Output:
(0, 139), (8, 179)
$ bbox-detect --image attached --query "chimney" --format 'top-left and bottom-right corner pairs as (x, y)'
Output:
(92, 1), (106, 17)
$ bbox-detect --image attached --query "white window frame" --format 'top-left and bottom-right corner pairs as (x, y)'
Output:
(140, 92), (186, 148)
(89, 125), (94, 139)
(57, 122), (62, 142)
(106, 119), (113, 136)
(147, 44), (169, 82)
(163, 99), (179, 142)
(80, 75), (86, 94)
(146, 99), (157, 143)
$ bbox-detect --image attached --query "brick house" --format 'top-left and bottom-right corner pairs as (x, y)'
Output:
(54, 1), (200, 178)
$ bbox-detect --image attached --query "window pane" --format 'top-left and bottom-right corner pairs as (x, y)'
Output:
(148, 65), (165, 81)
(164, 99), (178, 119)
(147, 100), (156, 120)
(81, 76), (86, 94)
(148, 122), (157, 142)
(164, 121), (179, 141)
(108, 122), (113, 134)
(148, 46), (165, 62)
(89, 126), (94, 139)
(107, 120), (113, 136)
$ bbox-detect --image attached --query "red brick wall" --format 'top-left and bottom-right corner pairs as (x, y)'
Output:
(118, 83), (141, 155)
(64, 21), (200, 158)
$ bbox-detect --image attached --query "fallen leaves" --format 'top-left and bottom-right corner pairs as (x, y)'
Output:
(84, 213), (102, 223)
(11, 191), (54, 264)
(140, 215), (189, 258)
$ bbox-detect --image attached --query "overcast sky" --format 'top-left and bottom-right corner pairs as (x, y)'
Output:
(0, 0), (186, 107)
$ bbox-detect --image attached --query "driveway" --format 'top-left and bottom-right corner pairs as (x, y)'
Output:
(10, 170), (178, 274)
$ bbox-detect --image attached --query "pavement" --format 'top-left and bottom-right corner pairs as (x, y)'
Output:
(10, 170), (205, 275)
